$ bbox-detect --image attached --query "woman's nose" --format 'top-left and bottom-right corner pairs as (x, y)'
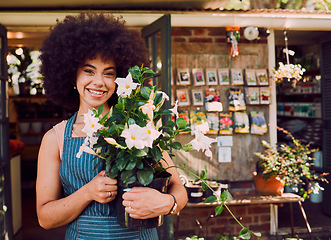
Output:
(93, 74), (105, 86)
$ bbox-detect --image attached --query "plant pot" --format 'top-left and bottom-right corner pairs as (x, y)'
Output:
(252, 172), (284, 196)
(116, 176), (170, 230)
(185, 184), (204, 203)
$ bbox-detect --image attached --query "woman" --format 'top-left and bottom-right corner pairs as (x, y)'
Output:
(36, 12), (188, 239)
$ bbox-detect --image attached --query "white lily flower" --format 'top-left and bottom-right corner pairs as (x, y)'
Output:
(170, 100), (179, 118)
(190, 129), (217, 158)
(81, 145), (99, 156)
(115, 73), (140, 97)
(156, 91), (169, 101)
(139, 99), (155, 121)
(104, 137), (126, 149)
(76, 137), (90, 158)
(82, 109), (103, 137)
(143, 121), (162, 148)
(121, 124), (147, 149)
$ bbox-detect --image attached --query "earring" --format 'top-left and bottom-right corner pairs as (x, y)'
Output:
(73, 85), (77, 90)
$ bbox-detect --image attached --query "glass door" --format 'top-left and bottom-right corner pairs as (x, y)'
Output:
(141, 15), (173, 239)
(141, 14), (172, 110)
(0, 24), (13, 239)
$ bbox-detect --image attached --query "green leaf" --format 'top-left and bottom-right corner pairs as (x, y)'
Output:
(137, 169), (154, 186)
(176, 117), (188, 129)
(116, 157), (129, 171)
(151, 146), (163, 161)
(154, 92), (163, 106)
(137, 161), (144, 169)
(252, 231), (261, 237)
(132, 149), (148, 157)
(125, 175), (137, 185)
(221, 190), (233, 202)
(108, 165), (119, 178)
(204, 195), (217, 203)
(128, 118), (136, 126)
(215, 204), (223, 216)
(125, 161), (136, 170)
(156, 109), (172, 115)
(239, 228), (251, 239)
(97, 104), (104, 117)
(201, 181), (209, 191)
(170, 141), (182, 150)
(140, 86), (151, 100)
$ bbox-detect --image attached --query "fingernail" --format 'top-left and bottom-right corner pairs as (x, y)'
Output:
(123, 188), (131, 192)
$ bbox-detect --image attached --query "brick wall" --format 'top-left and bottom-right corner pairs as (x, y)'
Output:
(174, 204), (271, 240)
(171, 27), (267, 44)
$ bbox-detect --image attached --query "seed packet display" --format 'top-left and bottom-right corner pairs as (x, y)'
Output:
(231, 69), (244, 85)
(245, 87), (260, 105)
(191, 89), (204, 106)
(219, 112), (234, 135)
(190, 110), (207, 130)
(205, 88), (222, 112)
(250, 111), (268, 135)
(206, 112), (219, 135)
(244, 69), (257, 86)
(234, 112), (250, 133)
(228, 88), (246, 111)
(206, 68), (218, 85)
(218, 68), (230, 85)
(260, 87), (271, 104)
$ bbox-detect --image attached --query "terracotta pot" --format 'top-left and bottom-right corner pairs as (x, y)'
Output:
(116, 176), (170, 230)
(252, 172), (284, 196)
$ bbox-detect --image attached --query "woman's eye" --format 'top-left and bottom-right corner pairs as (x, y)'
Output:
(104, 72), (115, 77)
(84, 69), (94, 74)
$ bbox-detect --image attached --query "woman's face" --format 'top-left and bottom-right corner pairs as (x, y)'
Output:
(76, 56), (116, 112)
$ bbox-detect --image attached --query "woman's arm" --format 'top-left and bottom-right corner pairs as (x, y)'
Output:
(122, 152), (188, 219)
(36, 129), (117, 229)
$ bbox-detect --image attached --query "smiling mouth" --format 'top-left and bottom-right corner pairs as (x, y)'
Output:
(87, 89), (107, 96)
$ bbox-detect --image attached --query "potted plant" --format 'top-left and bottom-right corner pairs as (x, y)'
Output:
(77, 66), (261, 239)
(254, 126), (328, 197)
(272, 62), (306, 88)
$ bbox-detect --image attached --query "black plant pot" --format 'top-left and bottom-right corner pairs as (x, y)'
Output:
(116, 176), (170, 230)
(185, 185), (204, 203)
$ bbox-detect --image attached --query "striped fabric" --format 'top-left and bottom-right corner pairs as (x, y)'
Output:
(59, 113), (158, 240)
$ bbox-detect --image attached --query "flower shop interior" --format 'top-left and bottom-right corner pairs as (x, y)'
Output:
(1, 6), (331, 240)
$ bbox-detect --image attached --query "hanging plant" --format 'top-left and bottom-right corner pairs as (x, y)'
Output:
(272, 62), (306, 84)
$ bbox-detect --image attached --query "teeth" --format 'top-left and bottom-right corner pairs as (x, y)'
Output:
(88, 89), (104, 95)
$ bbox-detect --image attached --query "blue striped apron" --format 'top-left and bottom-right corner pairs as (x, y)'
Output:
(59, 113), (159, 240)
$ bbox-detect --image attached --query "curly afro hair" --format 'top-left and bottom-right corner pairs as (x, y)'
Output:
(40, 12), (150, 110)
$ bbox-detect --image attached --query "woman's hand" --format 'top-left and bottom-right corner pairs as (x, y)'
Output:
(122, 187), (174, 219)
(85, 170), (117, 204)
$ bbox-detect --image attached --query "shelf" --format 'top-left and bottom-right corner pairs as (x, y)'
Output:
(277, 93), (321, 97)
(277, 115), (321, 120)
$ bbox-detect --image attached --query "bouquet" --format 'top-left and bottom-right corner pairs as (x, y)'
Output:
(77, 65), (217, 186)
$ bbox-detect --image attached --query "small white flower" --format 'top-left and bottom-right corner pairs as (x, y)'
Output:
(104, 137), (126, 149)
(121, 124), (146, 149)
(139, 99), (155, 121)
(115, 73), (140, 97)
(156, 91), (169, 101)
(143, 121), (162, 148)
(190, 129), (217, 158)
(82, 109), (103, 137)
(170, 100), (179, 118)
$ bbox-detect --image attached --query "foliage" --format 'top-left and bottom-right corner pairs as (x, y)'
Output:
(78, 65), (216, 186)
(254, 126), (328, 198)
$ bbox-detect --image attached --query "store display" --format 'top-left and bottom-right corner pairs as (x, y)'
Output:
(255, 69), (269, 86)
(231, 69), (244, 85)
(191, 89), (204, 106)
(205, 88), (222, 112)
(176, 68), (191, 85)
(206, 68), (218, 85)
(206, 112), (219, 134)
(250, 111), (268, 135)
(228, 88), (246, 111)
(219, 112), (234, 135)
(234, 112), (250, 133)
(260, 87), (271, 104)
(245, 87), (260, 105)
(192, 68), (205, 86)
(244, 69), (257, 86)
(190, 110), (207, 130)
(218, 68), (230, 85)
(176, 88), (190, 106)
